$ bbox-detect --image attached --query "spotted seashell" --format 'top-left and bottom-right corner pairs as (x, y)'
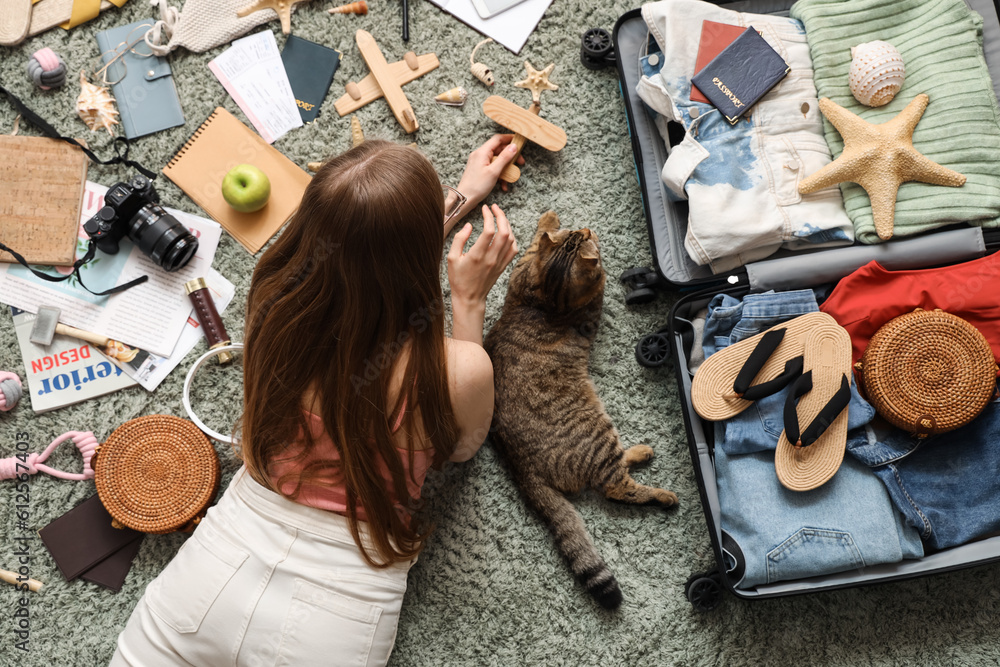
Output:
(434, 86), (468, 107)
(76, 71), (119, 136)
(849, 41), (905, 107)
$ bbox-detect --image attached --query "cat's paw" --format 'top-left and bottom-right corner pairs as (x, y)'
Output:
(623, 445), (655, 466)
(653, 489), (679, 508)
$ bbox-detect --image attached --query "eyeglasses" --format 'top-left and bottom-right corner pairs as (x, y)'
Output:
(443, 185), (467, 225)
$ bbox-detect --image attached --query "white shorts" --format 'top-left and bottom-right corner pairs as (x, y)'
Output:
(111, 467), (414, 667)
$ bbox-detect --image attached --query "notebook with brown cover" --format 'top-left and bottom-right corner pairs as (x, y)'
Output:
(163, 107), (311, 254)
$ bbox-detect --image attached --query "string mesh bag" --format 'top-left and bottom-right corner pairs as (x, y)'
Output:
(94, 414), (221, 533)
(144, 0), (288, 55)
(856, 308), (998, 437)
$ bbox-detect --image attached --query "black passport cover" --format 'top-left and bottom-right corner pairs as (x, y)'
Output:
(281, 35), (341, 123)
(38, 494), (144, 584)
(691, 26), (790, 124)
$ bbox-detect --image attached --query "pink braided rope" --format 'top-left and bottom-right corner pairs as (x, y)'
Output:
(0, 371), (21, 412)
(0, 431), (98, 481)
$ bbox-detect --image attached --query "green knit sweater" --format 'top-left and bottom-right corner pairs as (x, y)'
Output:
(790, 0), (1000, 244)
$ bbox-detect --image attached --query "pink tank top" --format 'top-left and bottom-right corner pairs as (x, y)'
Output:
(268, 410), (434, 520)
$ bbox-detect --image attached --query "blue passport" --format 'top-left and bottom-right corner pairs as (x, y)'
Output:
(691, 26), (789, 125)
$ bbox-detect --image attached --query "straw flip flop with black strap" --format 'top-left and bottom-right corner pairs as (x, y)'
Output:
(691, 312), (837, 422)
(775, 323), (854, 492)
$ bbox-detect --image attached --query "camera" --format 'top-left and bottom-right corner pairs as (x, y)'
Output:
(83, 175), (198, 273)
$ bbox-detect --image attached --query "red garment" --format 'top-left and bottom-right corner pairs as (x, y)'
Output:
(819, 255), (1000, 366)
(269, 410), (434, 519)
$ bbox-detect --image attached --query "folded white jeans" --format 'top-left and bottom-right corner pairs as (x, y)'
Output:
(637, 0), (854, 274)
(110, 467), (413, 667)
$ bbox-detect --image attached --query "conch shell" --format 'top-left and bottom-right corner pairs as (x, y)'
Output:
(328, 1), (367, 14)
(76, 71), (118, 136)
(470, 38), (495, 86)
(849, 41), (905, 107)
(434, 86), (468, 107)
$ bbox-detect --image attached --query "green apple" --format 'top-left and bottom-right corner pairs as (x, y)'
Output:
(222, 164), (271, 213)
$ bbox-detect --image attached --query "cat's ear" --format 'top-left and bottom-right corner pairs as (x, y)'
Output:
(538, 231), (558, 252)
(579, 239), (600, 262)
(537, 210), (561, 233)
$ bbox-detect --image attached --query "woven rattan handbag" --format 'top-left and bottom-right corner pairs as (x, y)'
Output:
(856, 309), (998, 437)
(93, 414), (221, 534)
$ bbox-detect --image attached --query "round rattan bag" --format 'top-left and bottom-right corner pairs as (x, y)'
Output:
(856, 309), (998, 437)
(94, 415), (221, 534)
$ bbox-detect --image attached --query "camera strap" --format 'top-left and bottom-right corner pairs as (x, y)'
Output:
(0, 83), (157, 180)
(0, 83), (151, 296)
(0, 239), (147, 296)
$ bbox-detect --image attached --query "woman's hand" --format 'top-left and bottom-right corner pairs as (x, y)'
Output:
(447, 204), (518, 345)
(445, 135), (526, 234)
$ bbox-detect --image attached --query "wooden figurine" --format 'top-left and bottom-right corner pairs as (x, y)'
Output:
(333, 29), (439, 134)
(482, 60), (566, 184)
(470, 38), (495, 86)
(236, 0), (315, 35)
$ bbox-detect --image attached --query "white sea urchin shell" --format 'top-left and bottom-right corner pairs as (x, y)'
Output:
(849, 41), (905, 107)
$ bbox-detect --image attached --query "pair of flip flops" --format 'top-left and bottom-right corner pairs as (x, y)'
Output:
(692, 312), (853, 492)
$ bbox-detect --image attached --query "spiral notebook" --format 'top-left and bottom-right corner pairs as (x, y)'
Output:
(163, 108), (311, 254)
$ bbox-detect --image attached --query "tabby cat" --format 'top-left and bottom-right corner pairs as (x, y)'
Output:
(484, 211), (678, 610)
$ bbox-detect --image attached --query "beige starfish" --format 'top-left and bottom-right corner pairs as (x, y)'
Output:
(236, 0), (314, 35)
(798, 94), (966, 241)
(515, 61), (558, 104)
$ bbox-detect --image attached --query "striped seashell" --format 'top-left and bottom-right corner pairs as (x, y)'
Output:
(434, 86), (468, 106)
(76, 71), (119, 136)
(849, 41), (905, 107)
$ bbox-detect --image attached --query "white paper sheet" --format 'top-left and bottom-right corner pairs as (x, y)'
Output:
(106, 267), (236, 392)
(427, 0), (554, 54)
(0, 182), (222, 358)
(208, 30), (303, 143)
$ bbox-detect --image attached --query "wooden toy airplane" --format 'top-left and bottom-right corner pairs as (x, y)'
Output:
(334, 30), (439, 134)
(483, 61), (566, 183)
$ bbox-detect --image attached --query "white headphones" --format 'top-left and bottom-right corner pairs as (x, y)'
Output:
(182, 343), (243, 443)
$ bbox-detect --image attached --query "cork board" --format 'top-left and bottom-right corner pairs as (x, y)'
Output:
(0, 135), (88, 266)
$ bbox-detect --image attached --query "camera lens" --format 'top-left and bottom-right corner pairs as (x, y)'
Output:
(127, 204), (199, 272)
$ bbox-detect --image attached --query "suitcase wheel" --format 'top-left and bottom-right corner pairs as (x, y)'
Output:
(684, 571), (724, 613)
(635, 332), (670, 368)
(581, 27), (615, 70)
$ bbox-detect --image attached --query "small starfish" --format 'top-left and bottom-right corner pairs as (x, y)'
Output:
(236, 0), (314, 35)
(515, 61), (558, 104)
(798, 94), (965, 241)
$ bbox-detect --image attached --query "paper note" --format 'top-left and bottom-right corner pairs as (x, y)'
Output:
(104, 267), (236, 392)
(0, 182), (222, 358)
(208, 30), (304, 143)
(427, 0), (554, 54)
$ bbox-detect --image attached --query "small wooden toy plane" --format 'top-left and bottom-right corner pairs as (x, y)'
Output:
(334, 30), (439, 134)
(483, 61), (567, 184)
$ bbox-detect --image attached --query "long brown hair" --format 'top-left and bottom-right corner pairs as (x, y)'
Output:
(240, 140), (458, 567)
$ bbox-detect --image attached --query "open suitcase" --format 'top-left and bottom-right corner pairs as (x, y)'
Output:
(584, 0), (1000, 610)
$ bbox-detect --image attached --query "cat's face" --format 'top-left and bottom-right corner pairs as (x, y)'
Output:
(518, 228), (605, 313)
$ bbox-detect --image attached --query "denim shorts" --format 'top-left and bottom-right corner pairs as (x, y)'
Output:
(703, 290), (924, 589)
(637, 0), (854, 274)
(848, 393), (1000, 552)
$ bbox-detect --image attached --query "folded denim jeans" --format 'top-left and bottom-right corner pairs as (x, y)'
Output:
(848, 394), (1000, 552)
(703, 289), (924, 588)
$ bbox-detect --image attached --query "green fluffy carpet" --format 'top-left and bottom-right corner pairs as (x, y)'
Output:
(2, 1), (1000, 665)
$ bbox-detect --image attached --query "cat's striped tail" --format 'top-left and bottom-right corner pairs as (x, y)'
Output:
(523, 481), (623, 609)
